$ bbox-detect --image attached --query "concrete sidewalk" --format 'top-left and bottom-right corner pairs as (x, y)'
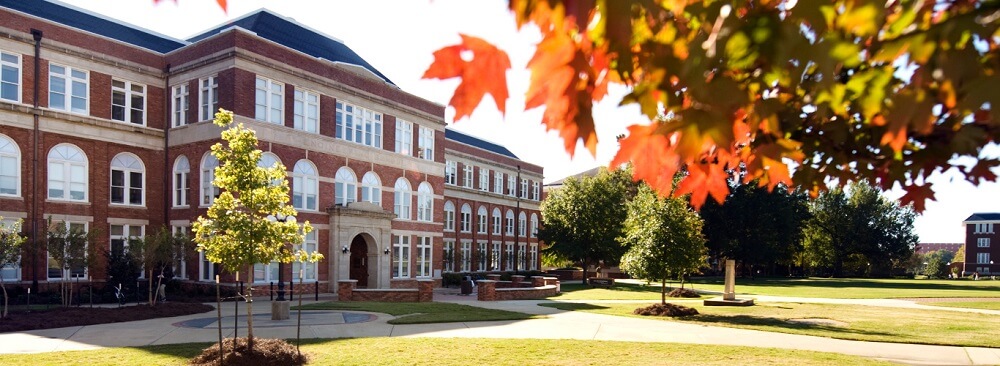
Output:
(0, 295), (998, 365)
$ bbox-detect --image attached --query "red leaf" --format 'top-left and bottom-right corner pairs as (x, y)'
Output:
(423, 35), (511, 121)
(217, 0), (228, 13)
(610, 124), (681, 195)
(675, 162), (730, 210)
(965, 159), (1000, 185)
(899, 183), (936, 213)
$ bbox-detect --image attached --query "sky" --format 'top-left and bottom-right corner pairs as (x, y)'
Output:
(56, 0), (999, 244)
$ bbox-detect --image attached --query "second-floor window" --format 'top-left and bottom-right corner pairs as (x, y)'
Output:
(395, 119), (412, 156)
(336, 101), (382, 148)
(979, 238), (991, 248)
(293, 89), (319, 133)
(294, 160), (319, 211)
(112, 79), (145, 125)
(445, 161), (457, 185)
(418, 126), (434, 160)
(494, 172), (504, 194)
(49, 64), (88, 114)
(173, 156), (189, 207)
(479, 168), (489, 191)
(199, 76), (218, 121)
(47, 144), (87, 202)
(1, 51), (20, 102)
(171, 84), (189, 127)
(110, 153), (144, 206)
(255, 77), (283, 124)
(463, 165), (473, 188)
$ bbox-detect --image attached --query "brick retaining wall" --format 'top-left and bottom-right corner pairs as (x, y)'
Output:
(338, 280), (434, 302)
(477, 276), (560, 301)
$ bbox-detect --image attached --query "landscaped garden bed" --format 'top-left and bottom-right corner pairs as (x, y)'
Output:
(0, 303), (214, 333)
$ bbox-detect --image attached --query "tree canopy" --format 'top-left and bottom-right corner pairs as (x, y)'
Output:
(423, 0), (1000, 210)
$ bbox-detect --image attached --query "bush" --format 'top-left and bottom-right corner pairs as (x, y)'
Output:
(191, 337), (308, 366)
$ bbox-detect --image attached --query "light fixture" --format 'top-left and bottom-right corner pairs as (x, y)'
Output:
(384, 248), (390, 255)
(342, 246), (349, 254)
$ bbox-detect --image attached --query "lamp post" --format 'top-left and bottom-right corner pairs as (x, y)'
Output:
(273, 213), (295, 301)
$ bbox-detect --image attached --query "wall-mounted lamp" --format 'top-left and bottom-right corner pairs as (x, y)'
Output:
(384, 248), (390, 255)
(342, 246), (350, 254)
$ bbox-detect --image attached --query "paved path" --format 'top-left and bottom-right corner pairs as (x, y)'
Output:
(0, 293), (998, 365)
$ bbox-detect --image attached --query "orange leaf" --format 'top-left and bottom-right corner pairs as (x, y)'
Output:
(899, 183), (935, 213)
(610, 124), (680, 196)
(423, 35), (511, 121)
(217, 0), (227, 12)
(675, 162), (730, 210)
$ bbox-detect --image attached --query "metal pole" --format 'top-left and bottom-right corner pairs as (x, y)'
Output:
(215, 275), (222, 366)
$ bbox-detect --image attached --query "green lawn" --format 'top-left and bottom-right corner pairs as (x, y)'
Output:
(292, 301), (539, 324)
(917, 300), (1000, 311)
(541, 301), (1000, 348)
(552, 282), (709, 300)
(686, 277), (1000, 298)
(0, 337), (894, 366)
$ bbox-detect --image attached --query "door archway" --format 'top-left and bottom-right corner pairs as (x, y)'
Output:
(349, 235), (369, 288)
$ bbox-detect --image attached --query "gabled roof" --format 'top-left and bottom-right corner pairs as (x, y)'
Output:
(187, 9), (393, 85)
(445, 129), (518, 159)
(964, 213), (1000, 222)
(545, 166), (603, 187)
(1, 0), (187, 53)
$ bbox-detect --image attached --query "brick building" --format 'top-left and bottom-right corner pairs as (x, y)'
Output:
(963, 213), (999, 276)
(0, 0), (542, 292)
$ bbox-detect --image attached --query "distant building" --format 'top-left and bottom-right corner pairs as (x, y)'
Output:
(543, 166), (603, 193)
(963, 213), (999, 275)
(914, 243), (963, 255)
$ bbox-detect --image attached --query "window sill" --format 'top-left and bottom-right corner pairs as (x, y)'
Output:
(45, 199), (90, 205)
(110, 203), (146, 209)
(0, 195), (23, 201)
(172, 205), (191, 209)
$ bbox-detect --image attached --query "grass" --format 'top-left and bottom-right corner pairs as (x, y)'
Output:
(917, 300), (1000, 311)
(292, 301), (539, 324)
(686, 277), (1000, 299)
(540, 301), (1000, 348)
(552, 282), (709, 300)
(0, 337), (895, 366)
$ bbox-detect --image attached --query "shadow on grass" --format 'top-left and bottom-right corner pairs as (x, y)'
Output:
(686, 314), (893, 337)
(689, 277), (1000, 294)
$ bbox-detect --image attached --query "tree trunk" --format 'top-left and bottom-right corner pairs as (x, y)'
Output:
(148, 269), (153, 305)
(246, 268), (254, 349)
(1, 282), (8, 318)
(660, 278), (666, 305)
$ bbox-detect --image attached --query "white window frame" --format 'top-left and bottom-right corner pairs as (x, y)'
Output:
(508, 175), (516, 196)
(48, 63), (88, 115)
(199, 76), (218, 121)
(518, 212), (527, 236)
(111, 79), (145, 125)
(494, 172), (504, 194)
(200, 153), (220, 206)
(292, 228), (318, 282)
(47, 144), (88, 202)
(445, 160), (457, 185)
(530, 244), (538, 270)
(491, 242), (501, 271)
(530, 213), (538, 238)
(979, 238), (991, 248)
(199, 251), (218, 282)
(48, 221), (88, 280)
(1, 50), (21, 103)
(477, 241), (487, 272)
(110, 153), (145, 206)
(416, 236), (432, 278)
(334, 166), (357, 207)
(460, 241), (471, 272)
(171, 226), (188, 279)
(463, 165), (473, 188)
(417, 182), (433, 222)
(0, 134), (21, 197)
(110, 224), (143, 259)
(520, 178), (529, 199)
(335, 100), (382, 148)
(292, 160), (319, 211)
(395, 119), (413, 156)
(492, 208), (502, 235)
(255, 77), (284, 124)
(293, 89), (319, 133)
(0, 219), (21, 281)
(477, 206), (488, 234)
(361, 172), (382, 206)
(532, 182), (540, 200)
(253, 261), (279, 284)
(418, 126), (434, 160)
(519, 243), (528, 270)
(171, 83), (189, 127)
(443, 201), (455, 232)
(505, 210), (515, 235)
(977, 252), (991, 264)
(394, 178), (412, 220)
(479, 168), (489, 191)
(443, 240), (455, 272)
(393, 234), (410, 278)
(505, 243), (514, 271)
(460, 204), (472, 233)
(976, 223), (995, 234)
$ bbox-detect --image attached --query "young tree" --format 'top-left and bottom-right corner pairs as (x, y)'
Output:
(193, 109), (322, 349)
(130, 227), (193, 306)
(620, 185), (708, 305)
(539, 167), (634, 283)
(46, 219), (95, 307)
(0, 219), (25, 318)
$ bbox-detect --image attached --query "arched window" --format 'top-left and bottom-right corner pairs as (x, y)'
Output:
(460, 203), (472, 232)
(258, 152), (283, 187)
(293, 160), (319, 211)
(518, 211), (527, 236)
(477, 206), (488, 234)
(443, 201), (455, 231)
(417, 182), (433, 222)
(361, 172), (382, 206)
(47, 144), (87, 201)
(0, 134), (21, 196)
(393, 178), (411, 219)
(530, 213), (539, 238)
(505, 209), (515, 235)
(172, 156), (189, 207)
(492, 207), (502, 235)
(109, 153), (145, 206)
(200, 153), (219, 206)
(334, 167), (357, 207)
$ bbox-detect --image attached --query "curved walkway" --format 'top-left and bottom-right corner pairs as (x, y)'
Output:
(0, 294), (997, 365)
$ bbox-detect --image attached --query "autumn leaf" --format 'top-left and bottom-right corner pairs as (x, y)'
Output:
(153, 0), (227, 12)
(965, 159), (1000, 185)
(423, 34), (511, 121)
(899, 183), (936, 213)
(610, 124), (680, 196)
(675, 161), (731, 210)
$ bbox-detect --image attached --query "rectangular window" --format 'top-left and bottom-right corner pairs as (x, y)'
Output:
(293, 89), (319, 133)
(112, 79), (145, 125)
(417, 236), (432, 278)
(199, 76), (218, 121)
(491, 242), (501, 271)
(463, 165), (473, 188)
(461, 241), (471, 272)
(533, 182), (540, 200)
(111, 224), (144, 278)
(976, 223), (995, 234)
(508, 175), (516, 196)
(254, 77), (283, 124)
(171, 84), (189, 127)
(977, 252), (991, 264)
(530, 244), (538, 270)
(443, 240), (455, 273)
(445, 161), (457, 185)
(520, 179), (529, 199)
(292, 229), (318, 281)
(505, 243), (513, 271)
(335, 101), (382, 148)
(393, 235), (410, 278)
(418, 126), (434, 160)
(395, 119), (413, 155)
(254, 260), (279, 283)
(171, 226), (188, 279)
(48, 222), (88, 280)
(477, 242), (487, 271)
(479, 168), (489, 191)
(979, 238), (991, 248)
(199, 251), (218, 282)
(48, 64), (88, 114)
(494, 172), (504, 194)
(1, 51), (21, 102)
(0, 219), (20, 281)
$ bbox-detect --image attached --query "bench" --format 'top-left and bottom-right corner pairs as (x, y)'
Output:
(588, 277), (615, 288)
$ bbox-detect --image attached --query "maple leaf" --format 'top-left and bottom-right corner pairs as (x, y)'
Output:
(423, 35), (511, 121)
(899, 183), (936, 213)
(611, 124), (681, 195)
(964, 159), (1000, 185)
(152, 0), (227, 12)
(675, 161), (731, 210)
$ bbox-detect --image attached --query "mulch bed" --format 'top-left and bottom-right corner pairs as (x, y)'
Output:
(0, 303), (215, 333)
(633, 303), (699, 317)
(667, 288), (700, 298)
(191, 337), (308, 366)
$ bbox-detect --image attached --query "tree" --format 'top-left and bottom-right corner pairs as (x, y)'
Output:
(192, 109), (322, 349)
(539, 167), (634, 283)
(0, 219), (25, 318)
(46, 218), (97, 307)
(421, 0), (1000, 211)
(620, 184), (708, 304)
(923, 249), (955, 279)
(700, 182), (810, 275)
(953, 244), (967, 265)
(803, 181), (918, 277)
(129, 227), (193, 306)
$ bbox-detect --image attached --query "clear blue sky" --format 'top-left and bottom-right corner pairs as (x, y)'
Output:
(58, 0), (1000, 244)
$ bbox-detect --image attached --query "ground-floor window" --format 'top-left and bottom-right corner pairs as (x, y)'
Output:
(443, 240), (455, 272)
(253, 261), (279, 283)
(48, 221), (88, 280)
(0, 219), (20, 281)
(491, 242), (501, 271)
(460, 241), (471, 272)
(393, 235), (410, 278)
(504, 243), (513, 271)
(110, 224), (144, 278)
(171, 226), (188, 279)
(416, 236), (432, 277)
(477, 241), (487, 271)
(199, 251), (218, 282)
(530, 244), (538, 271)
(292, 229), (318, 281)
(518, 243), (527, 270)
